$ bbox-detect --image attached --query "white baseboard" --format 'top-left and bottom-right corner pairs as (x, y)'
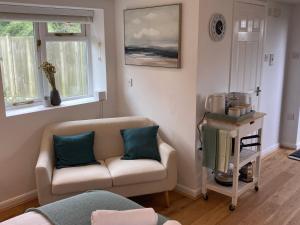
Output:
(175, 184), (201, 199)
(262, 143), (280, 158)
(280, 142), (298, 150)
(0, 190), (37, 212)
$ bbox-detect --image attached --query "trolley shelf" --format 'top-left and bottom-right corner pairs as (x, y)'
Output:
(240, 149), (260, 169)
(206, 173), (257, 197)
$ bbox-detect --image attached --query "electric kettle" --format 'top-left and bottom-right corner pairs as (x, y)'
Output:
(205, 93), (226, 114)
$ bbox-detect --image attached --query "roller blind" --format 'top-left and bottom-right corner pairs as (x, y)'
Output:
(0, 4), (94, 23)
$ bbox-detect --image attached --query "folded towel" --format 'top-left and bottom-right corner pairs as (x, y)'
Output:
(91, 208), (158, 225)
(163, 221), (182, 225)
(217, 130), (232, 173)
(202, 125), (218, 170)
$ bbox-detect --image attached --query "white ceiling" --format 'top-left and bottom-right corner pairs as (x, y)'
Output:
(275, 0), (300, 4)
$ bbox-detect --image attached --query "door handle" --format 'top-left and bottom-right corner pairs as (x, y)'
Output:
(256, 87), (262, 96)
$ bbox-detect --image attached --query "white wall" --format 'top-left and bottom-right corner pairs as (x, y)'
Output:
(196, 0), (234, 186)
(115, 0), (200, 193)
(0, 0), (117, 204)
(281, 4), (300, 149)
(115, 0), (291, 195)
(260, 1), (290, 153)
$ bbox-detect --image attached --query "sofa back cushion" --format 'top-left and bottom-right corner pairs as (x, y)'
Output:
(45, 117), (154, 161)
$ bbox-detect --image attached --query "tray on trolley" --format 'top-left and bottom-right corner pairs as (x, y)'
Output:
(206, 111), (256, 123)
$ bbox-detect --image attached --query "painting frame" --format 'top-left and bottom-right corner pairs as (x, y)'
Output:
(123, 4), (182, 68)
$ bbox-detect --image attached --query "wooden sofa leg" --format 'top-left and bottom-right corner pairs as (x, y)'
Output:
(164, 191), (170, 208)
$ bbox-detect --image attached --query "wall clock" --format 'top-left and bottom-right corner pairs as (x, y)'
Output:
(209, 14), (226, 42)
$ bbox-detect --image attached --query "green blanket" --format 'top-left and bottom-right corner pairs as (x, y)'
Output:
(202, 125), (218, 170)
(27, 191), (168, 225)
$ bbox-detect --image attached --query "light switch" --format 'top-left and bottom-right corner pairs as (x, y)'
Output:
(264, 54), (269, 63)
(269, 54), (274, 66)
(128, 78), (133, 87)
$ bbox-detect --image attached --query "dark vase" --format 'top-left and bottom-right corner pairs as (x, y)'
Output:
(50, 88), (61, 106)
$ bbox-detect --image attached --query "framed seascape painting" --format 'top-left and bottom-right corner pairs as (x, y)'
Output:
(124, 4), (182, 68)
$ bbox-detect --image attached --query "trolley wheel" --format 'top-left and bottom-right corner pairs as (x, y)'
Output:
(202, 193), (208, 201)
(229, 204), (236, 211)
(255, 186), (259, 192)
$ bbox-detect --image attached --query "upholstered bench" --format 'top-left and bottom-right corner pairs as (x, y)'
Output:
(3, 191), (173, 225)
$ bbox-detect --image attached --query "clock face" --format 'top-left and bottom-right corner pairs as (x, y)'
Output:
(209, 14), (226, 41)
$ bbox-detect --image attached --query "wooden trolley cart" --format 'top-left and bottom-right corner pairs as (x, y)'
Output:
(201, 112), (266, 211)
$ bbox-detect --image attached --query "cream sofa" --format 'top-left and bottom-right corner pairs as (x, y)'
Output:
(36, 117), (177, 205)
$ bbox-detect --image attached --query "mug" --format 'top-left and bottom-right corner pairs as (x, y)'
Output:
(245, 104), (252, 113)
(205, 94), (226, 114)
(236, 106), (247, 115)
(228, 107), (241, 117)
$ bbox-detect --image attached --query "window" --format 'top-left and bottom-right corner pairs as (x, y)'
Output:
(40, 22), (91, 100)
(46, 41), (89, 99)
(0, 21), (40, 105)
(0, 20), (92, 107)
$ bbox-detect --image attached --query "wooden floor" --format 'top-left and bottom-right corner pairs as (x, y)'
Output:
(1, 149), (299, 225)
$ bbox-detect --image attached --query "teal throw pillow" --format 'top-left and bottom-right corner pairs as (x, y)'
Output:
(121, 126), (161, 162)
(53, 131), (98, 169)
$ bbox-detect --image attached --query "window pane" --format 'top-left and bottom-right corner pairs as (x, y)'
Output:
(46, 41), (88, 98)
(0, 21), (39, 105)
(47, 22), (82, 33)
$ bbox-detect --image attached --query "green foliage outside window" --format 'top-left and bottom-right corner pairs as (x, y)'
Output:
(47, 22), (82, 33)
(0, 21), (33, 36)
(0, 21), (82, 37)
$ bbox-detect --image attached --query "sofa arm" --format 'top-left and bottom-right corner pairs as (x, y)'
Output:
(35, 130), (54, 205)
(158, 137), (177, 190)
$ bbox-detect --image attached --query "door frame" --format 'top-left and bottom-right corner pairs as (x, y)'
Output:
(229, 0), (268, 111)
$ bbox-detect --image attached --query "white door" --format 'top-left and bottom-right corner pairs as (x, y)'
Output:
(230, 2), (266, 111)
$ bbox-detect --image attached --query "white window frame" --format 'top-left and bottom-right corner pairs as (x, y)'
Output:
(2, 21), (43, 110)
(45, 23), (86, 37)
(38, 22), (93, 102)
(2, 21), (93, 109)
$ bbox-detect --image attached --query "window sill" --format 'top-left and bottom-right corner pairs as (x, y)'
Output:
(6, 97), (99, 118)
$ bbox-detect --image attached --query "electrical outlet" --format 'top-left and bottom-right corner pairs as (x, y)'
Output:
(287, 113), (295, 121)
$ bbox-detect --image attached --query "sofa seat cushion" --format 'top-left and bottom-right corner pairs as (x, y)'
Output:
(105, 157), (167, 186)
(52, 161), (112, 195)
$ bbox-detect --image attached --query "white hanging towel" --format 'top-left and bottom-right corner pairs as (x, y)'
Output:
(217, 130), (232, 173)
